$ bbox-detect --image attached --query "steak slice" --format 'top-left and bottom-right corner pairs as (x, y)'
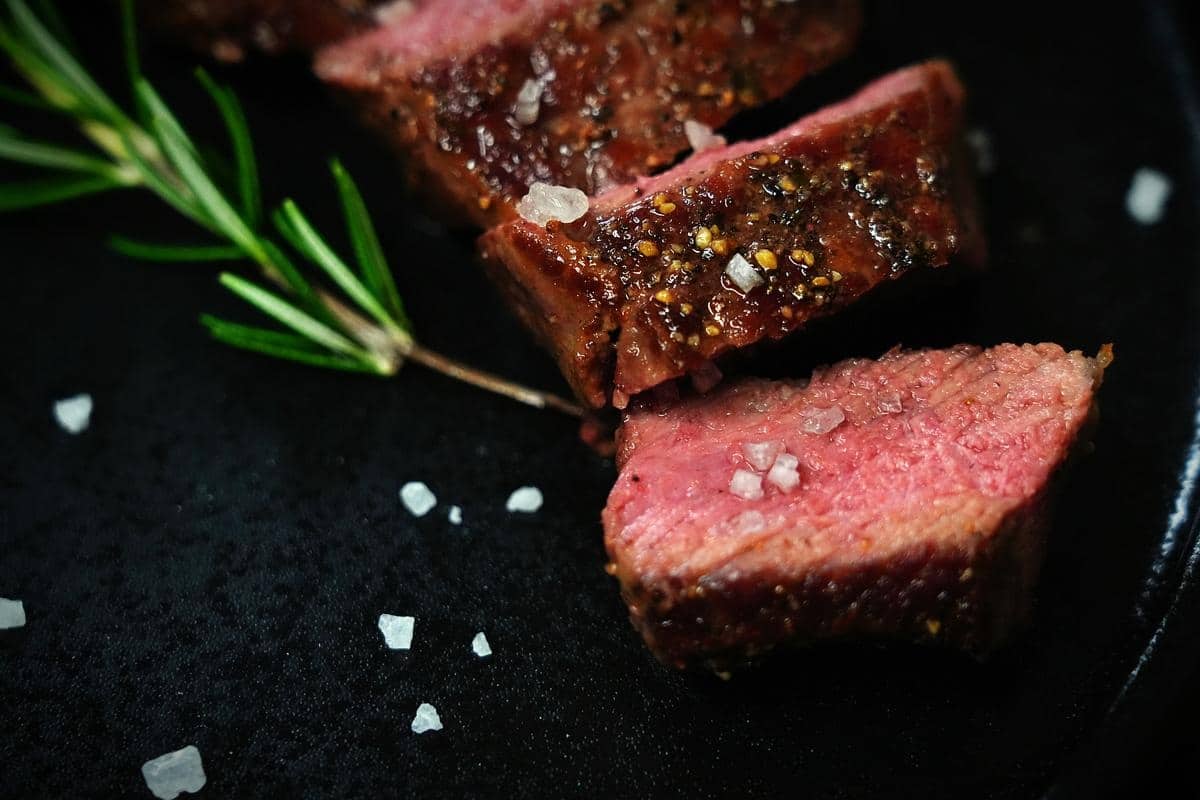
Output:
(316, 0), (862, 227)
(480, 60), (983, 408)
(145, 0), (392, 61)
(603, 343), (1110, 672)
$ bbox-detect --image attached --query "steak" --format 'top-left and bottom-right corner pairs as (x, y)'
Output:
(144, 0), (392, 61)
(316, 0), (862, 227)
(602, 343), (1110, 672)
(480, 60), (982, 408)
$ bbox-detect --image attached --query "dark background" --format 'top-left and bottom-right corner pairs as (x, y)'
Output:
(3, 2), (1200, 797)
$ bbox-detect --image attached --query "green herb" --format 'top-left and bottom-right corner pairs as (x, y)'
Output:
(0, 0), (583, 417)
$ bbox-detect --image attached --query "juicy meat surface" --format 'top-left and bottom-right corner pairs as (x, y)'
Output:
(317, 0), (862, 227)
(145, 0), (389, 61)
(480, 60), (982, 408)
(603, 343), (1109, 671)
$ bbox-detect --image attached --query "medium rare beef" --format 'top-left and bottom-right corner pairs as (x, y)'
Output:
(145, 0), (392, 61)
(603, 343), (1110, 672)
(316, 0), (862, 227)
(481, 61), (982, 408)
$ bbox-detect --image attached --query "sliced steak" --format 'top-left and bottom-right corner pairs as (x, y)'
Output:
(316, 0), (862, 227)
(481, 60), (982, 408)
(603, 343), (1110, 672)
(145, 0), (392, 61)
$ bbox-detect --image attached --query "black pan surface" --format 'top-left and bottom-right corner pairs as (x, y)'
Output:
(2, 2), (1199, 797)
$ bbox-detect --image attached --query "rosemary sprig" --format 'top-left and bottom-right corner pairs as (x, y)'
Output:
(0, 0), (584, 417)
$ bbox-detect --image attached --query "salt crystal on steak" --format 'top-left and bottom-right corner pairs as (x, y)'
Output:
(516, 182), (589, 226)
(683, 119), (726, 153)
(448, 505), (463, 525)
(53, 393), (92, 434)
(729, 469), (763, 500)
(766, 453), (801, 492)
(514, 78), (543, 125)
(141, 745), (205, 800)
(506, 486), (544, 513)
(378, 614), (414, 649)
(411, 702), (443, 733)
(724, 253), (763, 294)
(800, 406), (845, 435)
(472, 632), (492, 657)
(0, 598), (25, 629)
(743, 441), (784, 471)
(400, 482), (436, 516)
(1126, 167), (1171, 225)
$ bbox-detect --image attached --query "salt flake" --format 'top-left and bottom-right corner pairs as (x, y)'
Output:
(141, 745), (206, 800)
(742, 441), (783, 471)
(448, 505), (463, 525)
(472, 632), (492, 657)
(506, 486), (543, 513)
(725, 253), (763, 293)
(400, 481), (437, 517)
(516, 182), (589, 226)
(1126, 167), (1172, 225)
(766, 453), (801, 492)
(729, 469), (763, 500)
(53, 393), (92, 434)
(0, 597), (25, 629)
(411, 702), (443, 734)
(683, 119), (726, 153)
(801, 406), (845, 435)
(378, 614), (414, 649)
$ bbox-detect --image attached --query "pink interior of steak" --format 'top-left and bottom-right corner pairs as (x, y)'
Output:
(593, 60), (961, 211)
(317, 0), (572, 84)
(605, 344), (1103, 582)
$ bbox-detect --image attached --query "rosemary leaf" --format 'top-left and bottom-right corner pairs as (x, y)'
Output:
(276, 199), (402, 335)
(194, 68), (261, 227)
(0, 172), (125, 210)
(148, 96), (267, 264)
(0, 130), (130, 180)
(109, 236), (244, 263)
(6, 0), (125, 124)
(201, 314), (380, 373)
(0, 83), (53, 110)
(217, 271), (387, 369)
(330, 159), (411, 331)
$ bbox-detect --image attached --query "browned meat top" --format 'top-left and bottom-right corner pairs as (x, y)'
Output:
(317, 0), (861, 225)
(481, 60), (982, 407)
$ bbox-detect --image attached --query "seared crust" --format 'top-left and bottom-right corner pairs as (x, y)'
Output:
(481, 61), (982, 408)
(318, 0), (862, 227)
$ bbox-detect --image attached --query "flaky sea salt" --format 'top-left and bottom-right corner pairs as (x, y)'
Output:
(141, 745), (205, 800)
(742, 441), (783, 471)
(965, 128), (995, 175)
(801, 406), (845, 435)
(1126, 167), (1171, 225)
(729, 469), (763, 500)
(876, 390), (903, 415)
(506, 486), (543, 513)
(378, 614), (414, 649)
(448, 505), (463, 525)
(411, 703), (443, 734)
(400, 482), (437, 517)
(516, 182), (590, 226)
(684, 119), (726, 153)
(0, 598), (26, 629)
(724, 253), (763, 293)
(53, 393), (92, 434)
(766, 453), (801, 492)
(472, 632), (492, 657)
(514, 78), (543, 125)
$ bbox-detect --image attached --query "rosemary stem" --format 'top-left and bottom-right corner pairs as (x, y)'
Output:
(406, 344), (586, 418)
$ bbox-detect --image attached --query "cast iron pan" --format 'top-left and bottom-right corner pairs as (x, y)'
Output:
(2, 2), (1198, 797)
